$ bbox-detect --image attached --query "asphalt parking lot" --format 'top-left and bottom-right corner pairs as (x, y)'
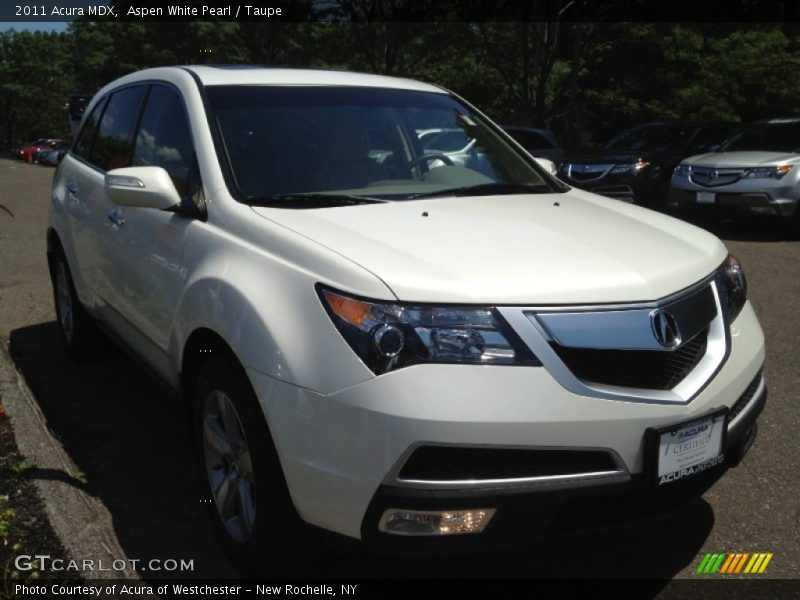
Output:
(0, 158), (798, 585)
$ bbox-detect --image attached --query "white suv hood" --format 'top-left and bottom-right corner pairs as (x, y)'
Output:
(252, 190), (727, 304)
(686, 150), (800, 166)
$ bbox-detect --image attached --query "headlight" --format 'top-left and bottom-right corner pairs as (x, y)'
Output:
(611, 160), (650, 174)
(318, 286), (540, 374)
(744, 165), (792, 179)
(674, 164), (691, 177)
(716, 254), (747, 322)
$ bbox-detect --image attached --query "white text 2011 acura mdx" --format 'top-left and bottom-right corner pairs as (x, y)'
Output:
(48, 66), (766, 570)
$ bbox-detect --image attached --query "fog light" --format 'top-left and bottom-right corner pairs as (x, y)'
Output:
(378, 508), (496, 536)
(749, 206), (776, 215)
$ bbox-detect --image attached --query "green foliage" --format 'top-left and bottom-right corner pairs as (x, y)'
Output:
(2, 21), (800, 151)
(0, 29), (75, 147)
(0, 496), (14, 545)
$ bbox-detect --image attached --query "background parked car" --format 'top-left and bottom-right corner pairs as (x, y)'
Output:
(16, 139), (47, 161)
(18, 139), (59, 163)
(417, 128), (475, 155)
(669, 117), (800, 234)
(502, 126), (563, 164)
(416, 127), (560, 179)
(38, 140), (71, 166)
(558, 121), (737, 208)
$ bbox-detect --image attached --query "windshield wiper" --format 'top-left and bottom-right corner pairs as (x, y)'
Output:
(405, 182), (553, 200)
(246, 193), (388, 208)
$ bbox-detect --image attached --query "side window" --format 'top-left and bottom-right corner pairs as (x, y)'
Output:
(132, 85), (196, 197)
(690, 125), (734, 153)
(91, 86), (146, 171)
(512, 130), (554, 150)
(73, 97), (107, 160)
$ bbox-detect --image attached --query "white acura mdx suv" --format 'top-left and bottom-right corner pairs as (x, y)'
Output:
(48, 66), (766, 570)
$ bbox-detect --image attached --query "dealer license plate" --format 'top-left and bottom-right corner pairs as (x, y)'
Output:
(697, 191), (716, 204)
(653, 410), (726, 486)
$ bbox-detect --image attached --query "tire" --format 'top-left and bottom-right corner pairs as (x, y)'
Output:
(644, 179), (670, 212)
(49, 246), (102, 360)
(193, 356), (308, 574)
(789, 210), (800, 240)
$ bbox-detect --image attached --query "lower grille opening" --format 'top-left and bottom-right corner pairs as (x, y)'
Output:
(397, 446), (619, 483)
(729, 371), (763, 422)
(551, 327), (709, 391)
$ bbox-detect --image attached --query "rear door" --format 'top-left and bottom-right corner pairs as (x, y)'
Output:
(66, 86), (146, 308)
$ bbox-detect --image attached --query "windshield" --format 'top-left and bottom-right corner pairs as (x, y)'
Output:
(720, 122), (800, 153)
(206, 85), (556, 202)
(604, 124), (695, 153)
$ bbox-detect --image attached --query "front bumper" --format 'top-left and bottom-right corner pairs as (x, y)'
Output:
(362, 383), (763, 554)
(247, 303), (765, 543)
(669, 179), (800, 217)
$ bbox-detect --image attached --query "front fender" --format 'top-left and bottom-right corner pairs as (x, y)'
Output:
(170, 223), (387, 395)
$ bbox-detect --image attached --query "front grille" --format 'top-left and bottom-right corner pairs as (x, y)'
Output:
(397, 446), (619, 482)
(568, 164), (612, 182)
(729, 371), (763, 422)
(551, 328), (708, 390)
(690, 167), (745, 187)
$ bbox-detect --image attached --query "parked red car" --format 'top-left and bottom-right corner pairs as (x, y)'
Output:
(18, 139), (59, 163)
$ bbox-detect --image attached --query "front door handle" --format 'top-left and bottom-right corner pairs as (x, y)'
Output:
(107, 210), (125, 228)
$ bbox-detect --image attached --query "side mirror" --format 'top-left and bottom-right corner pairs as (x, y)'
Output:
(105, 166), (181, 209)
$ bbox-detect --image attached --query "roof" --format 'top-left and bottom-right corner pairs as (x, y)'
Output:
(182, 65), (446, 93)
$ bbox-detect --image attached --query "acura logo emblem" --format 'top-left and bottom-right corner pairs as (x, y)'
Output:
(650, 309), (682, 348)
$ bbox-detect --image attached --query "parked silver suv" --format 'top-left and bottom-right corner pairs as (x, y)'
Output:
(669, 118), (800, 233)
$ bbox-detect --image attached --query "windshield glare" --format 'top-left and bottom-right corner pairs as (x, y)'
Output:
(206, 85), (553, 202)
(720, 122), (800, 153)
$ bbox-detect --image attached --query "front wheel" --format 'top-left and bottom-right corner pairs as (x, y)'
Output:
(193, 356), (308, 573)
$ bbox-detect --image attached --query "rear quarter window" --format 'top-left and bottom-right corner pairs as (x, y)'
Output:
(73, 97), (107, 161)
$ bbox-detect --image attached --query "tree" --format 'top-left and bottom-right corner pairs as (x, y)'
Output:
(0, 30), (74, 148)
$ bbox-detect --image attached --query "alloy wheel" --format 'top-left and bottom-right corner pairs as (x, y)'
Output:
(202, 390), (257, 543)
(55, 262), (74, 343)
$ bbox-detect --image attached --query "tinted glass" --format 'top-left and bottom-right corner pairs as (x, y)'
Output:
(720, 122), (800, 153)
(207, 85), (553, 201)
(508, 130), (554, 150)
(73, 98), (106, 160)
(91, 86), (146, 171)
(133, 85), (194, 196)
(604, 124), (694, 153)
(690, 124), (736, 152)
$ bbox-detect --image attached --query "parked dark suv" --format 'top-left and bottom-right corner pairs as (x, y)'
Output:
(558, 121), (737, 208)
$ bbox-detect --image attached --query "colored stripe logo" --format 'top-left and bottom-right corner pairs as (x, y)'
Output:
(696, 552), (773, 574)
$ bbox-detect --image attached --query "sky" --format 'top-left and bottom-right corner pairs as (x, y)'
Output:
(0, 22), (70, 33)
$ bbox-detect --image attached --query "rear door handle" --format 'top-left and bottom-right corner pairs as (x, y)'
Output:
(107, 210), (125, 228)
(66, 181), (79, 194)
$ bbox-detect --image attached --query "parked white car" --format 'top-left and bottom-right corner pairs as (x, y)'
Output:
(48, 66), (766, 571)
